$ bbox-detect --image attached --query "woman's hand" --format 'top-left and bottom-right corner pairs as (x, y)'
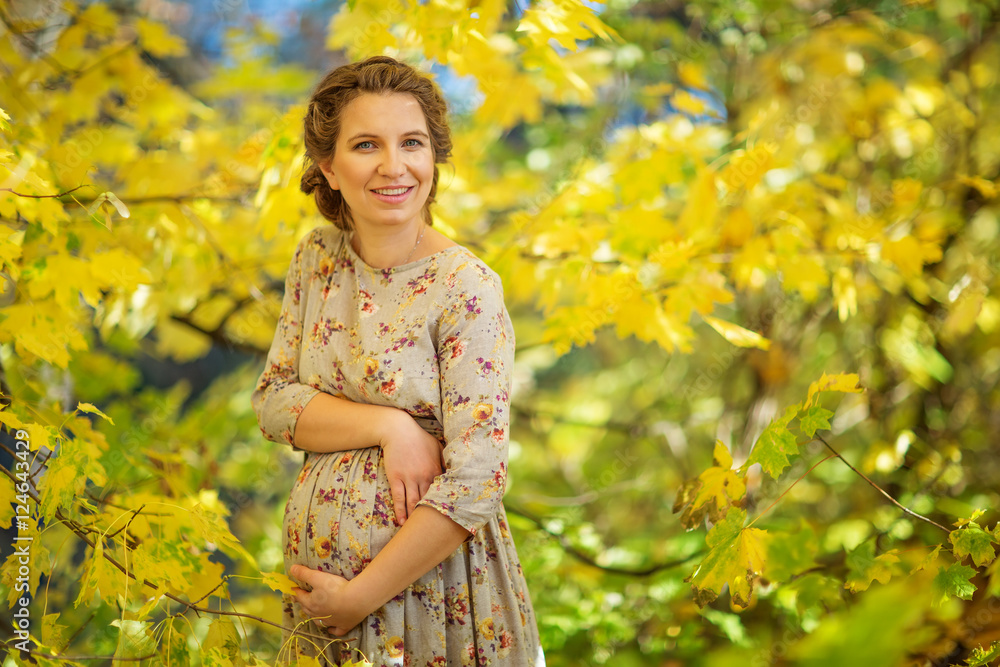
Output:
(378, 410), (444, 526)
(289, 564), (368, 636)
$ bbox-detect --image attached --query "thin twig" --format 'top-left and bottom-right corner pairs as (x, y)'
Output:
(815, 434), (950, 534)
(1, 184), (91, 199)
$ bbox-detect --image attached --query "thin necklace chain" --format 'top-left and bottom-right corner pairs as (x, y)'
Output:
(356, 224), (426, 268)
(403, 224), (426, 264)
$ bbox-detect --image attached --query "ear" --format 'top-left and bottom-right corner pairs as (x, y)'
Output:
(318, 160), (340, 191)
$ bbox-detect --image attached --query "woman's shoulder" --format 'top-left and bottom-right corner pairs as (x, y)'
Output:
(290, 224), (349, 271)
(435, 245), (503, 289)
(431, 246), (509, 314)
(298, 224), (347, 255)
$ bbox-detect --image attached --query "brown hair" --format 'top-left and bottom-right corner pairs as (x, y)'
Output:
(300, 56), (452, 231)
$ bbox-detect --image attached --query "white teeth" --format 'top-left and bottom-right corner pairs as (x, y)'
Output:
(373, 187), (409, 195)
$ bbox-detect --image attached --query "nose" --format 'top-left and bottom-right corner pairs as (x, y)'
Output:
(378, 147), (406, 178)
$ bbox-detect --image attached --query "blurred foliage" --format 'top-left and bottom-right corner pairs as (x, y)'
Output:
(1, 0), (1000, 664)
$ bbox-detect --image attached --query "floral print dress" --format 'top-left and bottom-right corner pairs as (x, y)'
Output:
(251, 225), (543, 666)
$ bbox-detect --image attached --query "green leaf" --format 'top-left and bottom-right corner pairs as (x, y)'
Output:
(845, 541), (901, 593)
(203, 617), (243, 665)
(949, 521), (997, 568)
(933, 562), (977, 604)
(798, 406), (833, 438)
(112, 619), (157, 660)
(701, 608), (750, 647)
(688, 506), (768, 608)
(962, 640), (1000, 667)
(744, 404), (800, 478)
(765, 523), (819, 584)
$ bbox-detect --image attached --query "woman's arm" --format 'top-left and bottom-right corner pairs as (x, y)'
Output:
(294, 393), (444, 524)
(291, 506), (469, 635)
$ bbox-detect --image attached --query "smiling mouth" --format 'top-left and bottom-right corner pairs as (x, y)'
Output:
(371, 186), (413, 196)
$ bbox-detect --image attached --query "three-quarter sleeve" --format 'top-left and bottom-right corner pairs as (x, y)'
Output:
(251, 229), (322, 449)
(415, 261), (516, 536)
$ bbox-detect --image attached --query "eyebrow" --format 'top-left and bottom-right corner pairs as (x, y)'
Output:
(346, 130), (430, 143)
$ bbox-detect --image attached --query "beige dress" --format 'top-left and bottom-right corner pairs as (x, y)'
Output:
(251, 225), (543, 666)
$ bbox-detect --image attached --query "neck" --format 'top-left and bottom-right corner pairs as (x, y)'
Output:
(352, 223), (426, 269)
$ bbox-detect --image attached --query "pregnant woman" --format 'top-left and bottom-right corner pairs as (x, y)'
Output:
(251, 56), (544, 666)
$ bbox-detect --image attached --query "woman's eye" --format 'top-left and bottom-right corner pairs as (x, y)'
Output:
(404, 139), (422, 147)
(355, 141), (374, 150)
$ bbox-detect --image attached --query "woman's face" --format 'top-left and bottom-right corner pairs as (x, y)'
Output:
(320, 92), (435, 234)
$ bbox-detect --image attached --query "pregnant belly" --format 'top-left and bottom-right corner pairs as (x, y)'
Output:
(283, 447), (400, 578)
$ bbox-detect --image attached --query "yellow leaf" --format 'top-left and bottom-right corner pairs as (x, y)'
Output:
(1, 521), (49, 606)
(135, 18), (187, 57)
(671, 89), (711, 116)
(77, 402), (115, 425)
(690, 442), (746, 522)
(326, 1), (400, 57)
(74, 541), (122, 607)
(780, 253), (828, 301)
(722, 142), (776, 192)
(0, 474), (14, 529)
(517, 0), (619, 51)
(833, 266), (858, 322)
(42, 613), (69, 649)
(958, 175), (997, 199)
(703, 315), (771, 350)
(721, 207), (754, 247)
(892, 178), (923, 207)
(677, 61), (711, 90)
(678, 166), (718, 235)
(941, 287), (985, 341)
(262, 571), (297, 595)
(805, 372), (863, 408)
(881, 236), (923, 277)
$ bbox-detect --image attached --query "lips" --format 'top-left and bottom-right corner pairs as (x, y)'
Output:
(370, 185), (415, 204)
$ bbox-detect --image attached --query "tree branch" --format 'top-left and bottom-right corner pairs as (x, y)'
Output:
(1, 185), (91, 199)
(815, 434), (950, 534)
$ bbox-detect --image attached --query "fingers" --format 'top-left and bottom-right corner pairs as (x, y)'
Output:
(388, 476), (407, 526)
(290, 564), (313, 588)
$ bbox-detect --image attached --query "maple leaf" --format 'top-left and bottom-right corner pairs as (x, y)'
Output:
(964, 640), (1000, 667)
(804, 372), (863, 408)
(844, 541), (902, 593)
(261, 571), (297, 595)
(949, 519), (998, 568)
(744, 403), (800, 478)
(933, 562), (977, 604)
(688, 506), (768, 608)
(798, 406), (833, 437)
(674, 441), (747, 528)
